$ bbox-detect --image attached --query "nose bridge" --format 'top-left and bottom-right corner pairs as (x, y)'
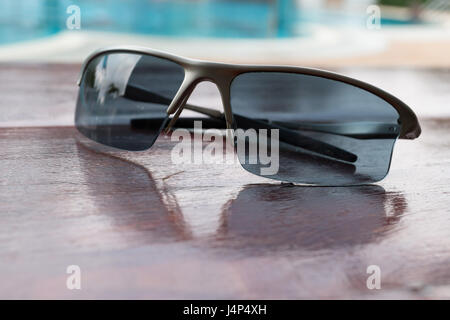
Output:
(167, 61), (234, 105)
(166, 62), (235, 127)
(186, 60), (235, 93)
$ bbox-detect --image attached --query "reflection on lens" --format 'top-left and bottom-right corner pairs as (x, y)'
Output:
(230, 72), (400, 185)
(75, 53), (185, 151)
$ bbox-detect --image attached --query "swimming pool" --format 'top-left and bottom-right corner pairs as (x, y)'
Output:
(0, 0), (421, 45)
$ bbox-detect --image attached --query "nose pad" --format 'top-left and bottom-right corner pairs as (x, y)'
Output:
(166, 69), (201, 114)
(166, 78), (194, 115)
(164, 78), (197, 132)
(164, 93), (191, 133)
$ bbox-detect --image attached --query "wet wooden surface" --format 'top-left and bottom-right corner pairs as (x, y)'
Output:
(0, 64), (449, 299)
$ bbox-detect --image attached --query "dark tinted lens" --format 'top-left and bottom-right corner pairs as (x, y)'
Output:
(230, 72), (400, 185)
(76, 53), (185, 151)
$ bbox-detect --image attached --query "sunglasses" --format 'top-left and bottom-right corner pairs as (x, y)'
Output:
(75, 46), (421, 186)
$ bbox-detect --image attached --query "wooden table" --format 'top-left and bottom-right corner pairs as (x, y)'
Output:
(0, 64), (449, 299)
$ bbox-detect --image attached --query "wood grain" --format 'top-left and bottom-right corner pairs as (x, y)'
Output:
(0, 64), (449, 299)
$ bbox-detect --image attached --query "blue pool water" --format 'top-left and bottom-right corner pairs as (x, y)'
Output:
(0, 0), (422, 45)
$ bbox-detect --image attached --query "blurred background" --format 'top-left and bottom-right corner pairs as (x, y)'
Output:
(0, 0), (449, 66)
(1, 1), (450, 301)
